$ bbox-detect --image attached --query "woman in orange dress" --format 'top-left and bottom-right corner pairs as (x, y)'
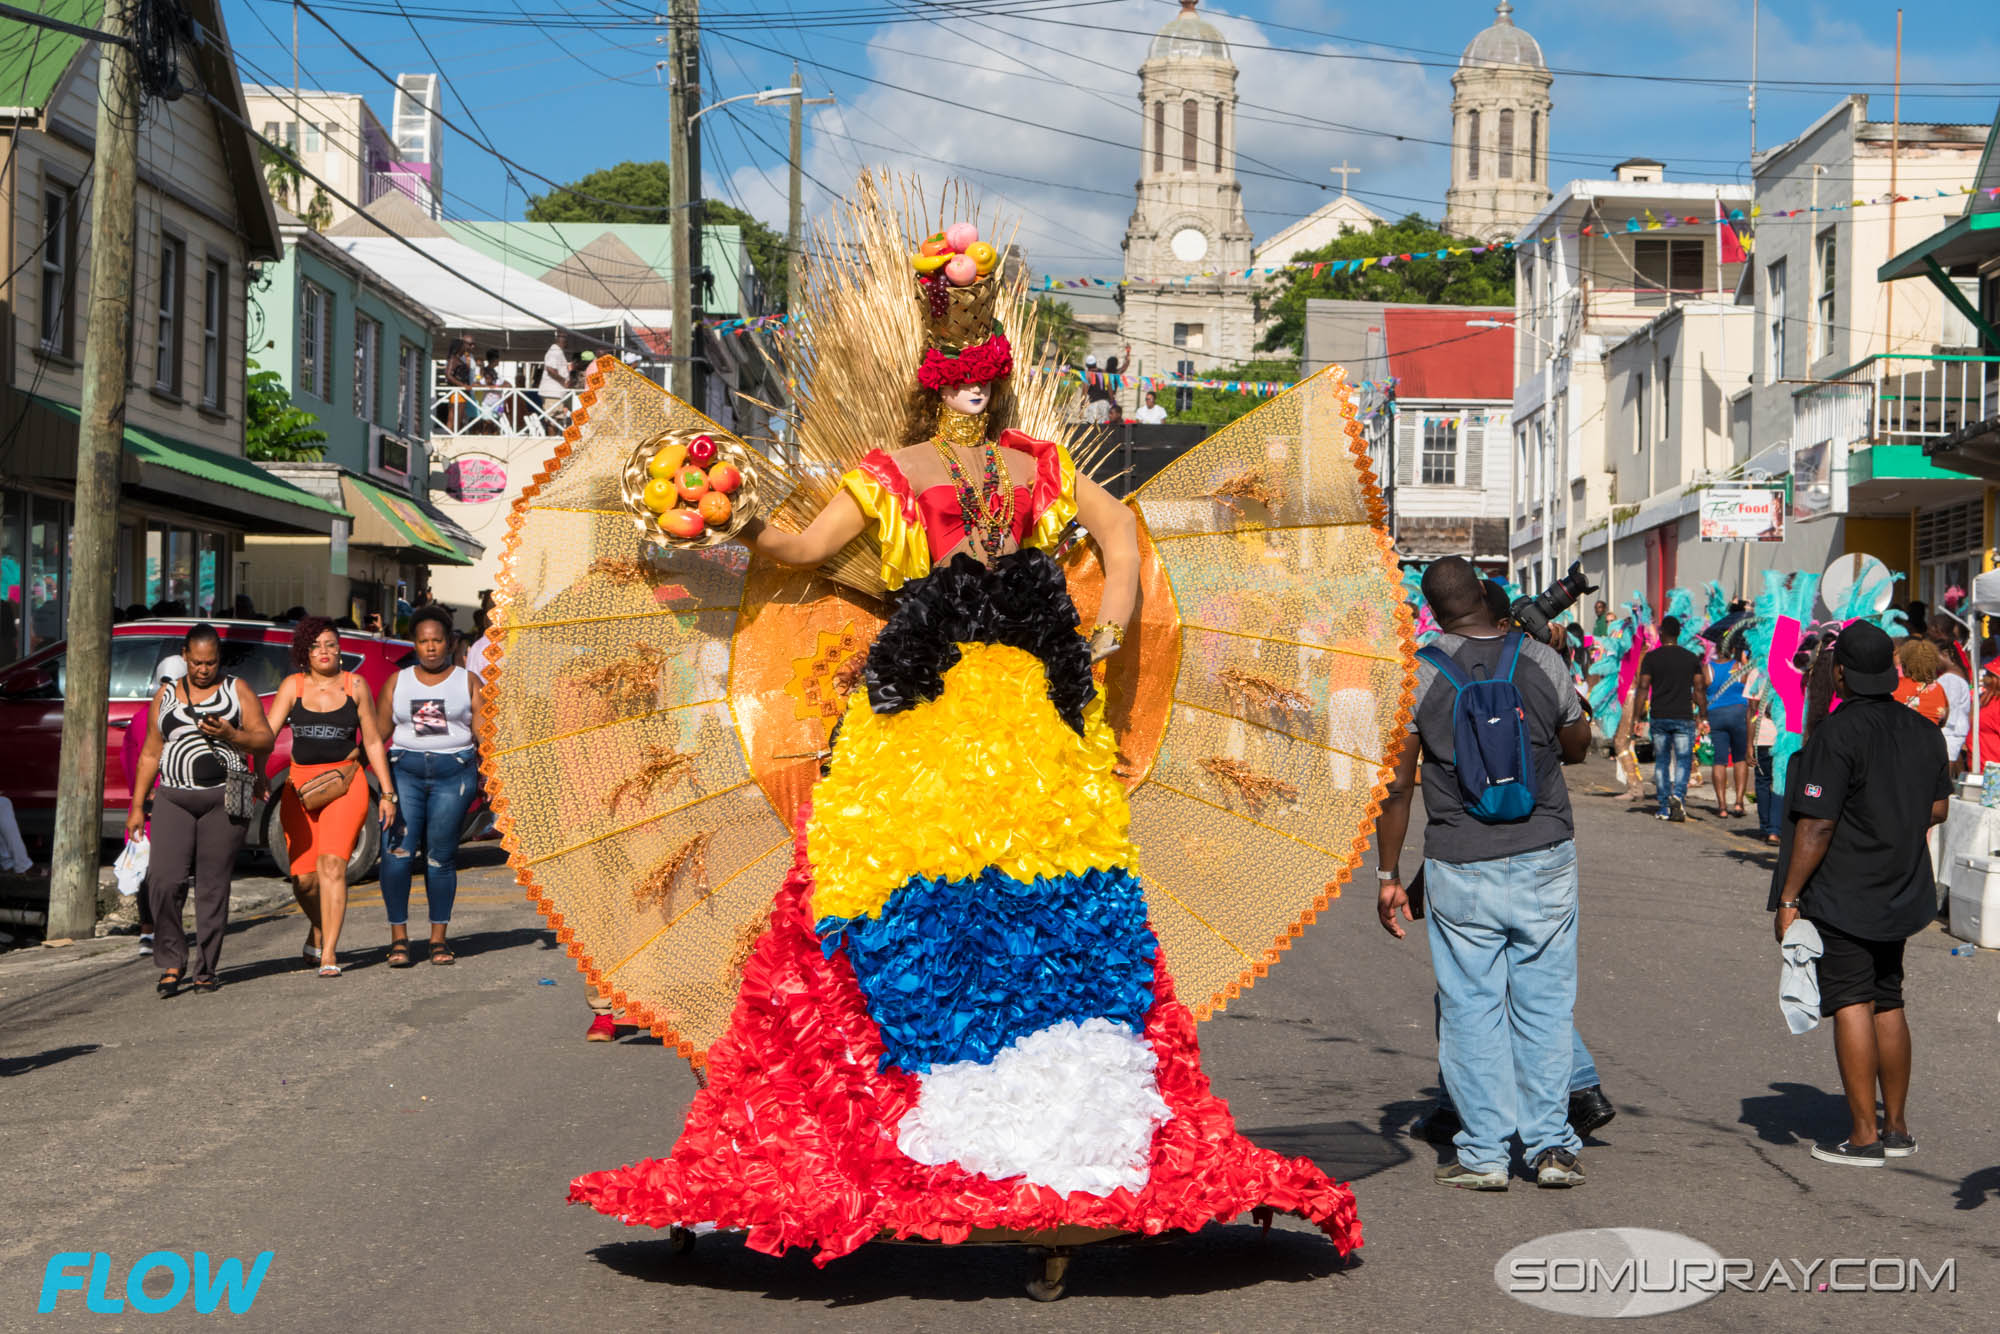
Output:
(267, 618), (395, 975)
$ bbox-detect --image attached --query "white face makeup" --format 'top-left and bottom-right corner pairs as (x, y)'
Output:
(941, 381), (991, 416)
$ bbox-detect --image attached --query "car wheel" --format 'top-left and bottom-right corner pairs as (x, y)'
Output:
(256, 794), (288, 877)
(349, 803), (382, 883)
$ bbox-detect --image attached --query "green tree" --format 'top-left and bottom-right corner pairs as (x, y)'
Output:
(1030, 295), (1088, 365)
(524, 161), (790, 308)
(1257, 214), (1514, 355)
(244, 360), (328, 461)
(262, 145), (304, 214)
(1170, 357), (1304, 429)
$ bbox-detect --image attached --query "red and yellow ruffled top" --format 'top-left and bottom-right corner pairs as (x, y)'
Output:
(840, 430), (1078, 591)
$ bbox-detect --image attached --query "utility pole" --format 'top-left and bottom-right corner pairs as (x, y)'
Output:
(668, 0), (698, 401)
(785, 65), (834, 312)
(48, 4), (142, 938)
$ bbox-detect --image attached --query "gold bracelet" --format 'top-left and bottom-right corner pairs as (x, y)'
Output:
(1090, 622), (1126, 647)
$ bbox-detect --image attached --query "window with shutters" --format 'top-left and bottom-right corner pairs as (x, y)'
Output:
(1421, 419), (1457, 485)
(1463, 417), (1485, 488)
(1182, 100), (1198, 170)
(1916, 500), (1979, 561)
(1815, 229), (1838, 359)
(1497, 109), (1515, 179)
(1466, 110), (1481, 181)
(1398, 415), (1419, 488)
(1153, 102), (1164, 171)
(154, 236), (184, 394)
(1634, 372), (1647, 454)
(1766, 260), (1788, 382)
(1214, 103), (1225, 172)
(1528, 112), (1539, 181)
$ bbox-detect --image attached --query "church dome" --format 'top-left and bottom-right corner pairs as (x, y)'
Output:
(1461, 1), (1545, 69)
(1149, 0), (1229, 63)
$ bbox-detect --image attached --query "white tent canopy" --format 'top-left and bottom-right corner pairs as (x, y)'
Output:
(327, 235), (629, 348)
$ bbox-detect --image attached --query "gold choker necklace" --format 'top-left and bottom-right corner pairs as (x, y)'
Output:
(933, 404), (988, 449)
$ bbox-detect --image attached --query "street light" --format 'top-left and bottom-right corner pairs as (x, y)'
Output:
(689, 86), (803, 124)
(1469, 317), (1564, 595)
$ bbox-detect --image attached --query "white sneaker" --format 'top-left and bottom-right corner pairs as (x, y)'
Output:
(137, 933), (154, 955)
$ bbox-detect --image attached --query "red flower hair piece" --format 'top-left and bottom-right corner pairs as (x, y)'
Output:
(917, 334), (1014, 391)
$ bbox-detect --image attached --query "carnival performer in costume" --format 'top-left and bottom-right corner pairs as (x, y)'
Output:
(565, 217), (1362, 1264)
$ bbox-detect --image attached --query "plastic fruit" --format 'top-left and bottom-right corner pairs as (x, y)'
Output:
(913, 252), (949, 274)
(945, 223), (979, 253)
(675, 466), (710, 502)
(706, 462), (742, 494)
(967, 241), (998, 274)
(919, 234), (952, 259)
(648, 441), (687, 478)
(687, 434), (718, 467)
(641, 478), (676, 512)
(660, 508), (706, 539)
(943, 254), (978, 287)
(699, 491), (734, 526)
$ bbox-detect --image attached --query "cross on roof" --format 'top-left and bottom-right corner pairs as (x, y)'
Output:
(1331, 161), (1361, 195)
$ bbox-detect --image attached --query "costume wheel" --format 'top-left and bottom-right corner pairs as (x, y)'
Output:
(1024, 1249), (1070, 1302)
(668, 1227), (697, 1255)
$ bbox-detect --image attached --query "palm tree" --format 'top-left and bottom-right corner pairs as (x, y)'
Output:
(262, 145), (303, 214)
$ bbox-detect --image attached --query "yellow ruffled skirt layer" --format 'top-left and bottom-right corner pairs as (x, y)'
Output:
(806, 642), (1133, 924)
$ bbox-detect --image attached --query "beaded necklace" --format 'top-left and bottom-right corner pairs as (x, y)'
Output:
(929, 405), (1014, 566)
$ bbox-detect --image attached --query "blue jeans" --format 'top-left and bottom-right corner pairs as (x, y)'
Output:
(381, 748), (479, 927)
(1651, 718), (1697, 814)
(1435, 1006), (1599, 1104)
(1426, 840), (1584, 1169)
(1753, 744), (1779, 837)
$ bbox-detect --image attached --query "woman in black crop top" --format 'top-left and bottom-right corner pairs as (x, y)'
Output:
(267, 618), (394, 976)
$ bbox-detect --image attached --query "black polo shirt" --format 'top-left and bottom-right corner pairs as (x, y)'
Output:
(1765, 693), (1950, 941)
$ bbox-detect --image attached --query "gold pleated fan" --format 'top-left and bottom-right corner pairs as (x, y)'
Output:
(481, 179), (1412, 1068)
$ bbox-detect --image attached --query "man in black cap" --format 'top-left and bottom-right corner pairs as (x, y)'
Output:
(1770, 621), (1950, 1167)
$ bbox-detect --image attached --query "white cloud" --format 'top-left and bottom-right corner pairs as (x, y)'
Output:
(780, 0), (1446, 281)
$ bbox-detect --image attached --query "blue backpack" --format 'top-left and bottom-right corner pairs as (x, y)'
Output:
(1417, 634), (1538, 823)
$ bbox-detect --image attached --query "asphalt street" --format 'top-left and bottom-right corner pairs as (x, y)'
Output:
(2, 754), (1996, 1332)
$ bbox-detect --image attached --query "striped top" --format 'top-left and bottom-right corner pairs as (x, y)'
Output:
(156, 677), (247, 790)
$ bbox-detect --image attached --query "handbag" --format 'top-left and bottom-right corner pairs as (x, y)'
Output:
(293, 750), (360, 813)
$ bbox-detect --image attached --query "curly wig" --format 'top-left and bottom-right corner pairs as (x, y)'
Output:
(899, 376), (1016, 447)
(290, 616), (339, 672)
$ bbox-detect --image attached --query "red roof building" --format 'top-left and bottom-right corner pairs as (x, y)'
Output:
(1381, 308), (1516, 400)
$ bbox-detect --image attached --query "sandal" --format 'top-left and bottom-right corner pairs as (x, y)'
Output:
(1731, 805), (1748, 818)
(429, 941), (456, 967)
(301, 934), (321, 966)
(318, 962), (343, 977)
(386, 940), (415, 969)
(191, 976), (219, 994)
(156, 970), (181, 997)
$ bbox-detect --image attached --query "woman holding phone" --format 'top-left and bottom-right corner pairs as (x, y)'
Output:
(125, 624), (273, 994)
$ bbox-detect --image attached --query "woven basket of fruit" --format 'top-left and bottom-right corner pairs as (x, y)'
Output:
(622, 428), (758, 548)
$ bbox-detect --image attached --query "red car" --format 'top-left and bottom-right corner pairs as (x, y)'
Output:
(0, 619), (487, 881)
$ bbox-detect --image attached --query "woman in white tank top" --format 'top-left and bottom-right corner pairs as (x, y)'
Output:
(373, 606), (484, 966)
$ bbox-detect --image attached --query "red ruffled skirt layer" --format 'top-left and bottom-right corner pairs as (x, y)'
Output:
(569, 826), (1362, 1266)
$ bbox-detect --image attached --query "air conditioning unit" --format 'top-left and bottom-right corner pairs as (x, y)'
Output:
(370, 426), (414, 481)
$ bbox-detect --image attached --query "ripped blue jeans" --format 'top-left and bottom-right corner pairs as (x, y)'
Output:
(381, 747), (478, 926)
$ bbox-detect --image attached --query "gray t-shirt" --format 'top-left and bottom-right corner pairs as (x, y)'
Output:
(1410, 632), (1583, 864)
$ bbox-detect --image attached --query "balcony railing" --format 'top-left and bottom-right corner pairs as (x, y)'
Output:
(1793, 353), (2000, 453)
(431, 384), (576, 438)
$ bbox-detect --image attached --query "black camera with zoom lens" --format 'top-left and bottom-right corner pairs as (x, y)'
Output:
(1509, 561), (1598, 641)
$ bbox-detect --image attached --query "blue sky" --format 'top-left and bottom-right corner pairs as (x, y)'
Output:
(223, 0), (1999, 295)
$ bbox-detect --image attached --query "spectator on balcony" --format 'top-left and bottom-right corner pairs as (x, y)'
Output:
(440, 337), (476, 433)
(472, 353), (509, 436)
(534, 331), (572, 431)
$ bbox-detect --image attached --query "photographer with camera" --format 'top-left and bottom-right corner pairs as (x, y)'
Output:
(1375, 557), (1597, 1190)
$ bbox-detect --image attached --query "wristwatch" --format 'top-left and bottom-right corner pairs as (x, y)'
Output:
(1778, 899), (1800, 910)
(1376, 869), (1398, 882)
